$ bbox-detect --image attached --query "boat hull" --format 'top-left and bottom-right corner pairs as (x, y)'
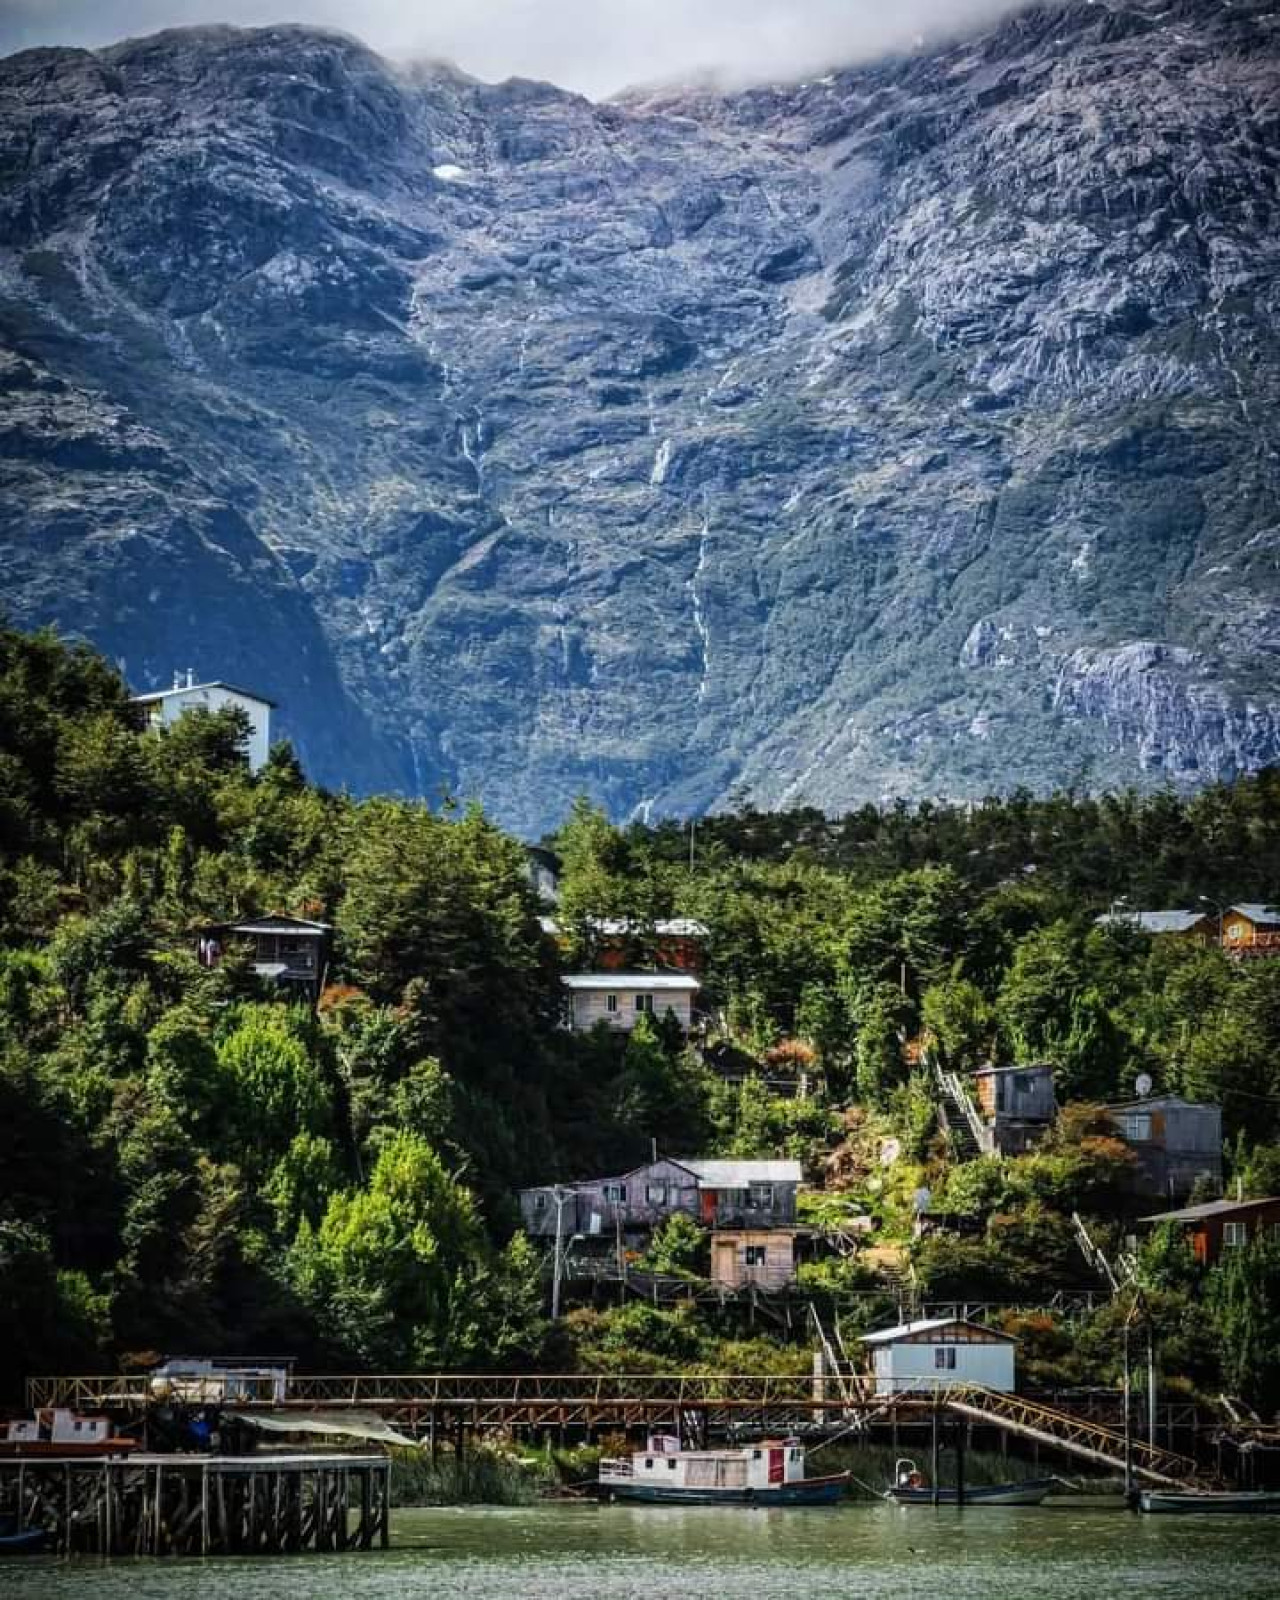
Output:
(1139, 1489), (1280, 1515)
(887, 1479), (1056, 1507)
(0, 1530), (49, 1555)
(601, 1472), (849, 1507)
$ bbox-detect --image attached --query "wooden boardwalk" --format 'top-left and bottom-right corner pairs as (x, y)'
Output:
(0, 1453), (391, 1557)
(26, 1372), (1209, 1487)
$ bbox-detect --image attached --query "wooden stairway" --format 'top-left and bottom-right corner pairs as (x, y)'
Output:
(942, 1383), (1204, 1487)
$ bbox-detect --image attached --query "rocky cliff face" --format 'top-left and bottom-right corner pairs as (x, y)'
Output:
(2, 2), (1279, 831)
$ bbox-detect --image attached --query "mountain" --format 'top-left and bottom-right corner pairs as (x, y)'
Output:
(2, 1), (1279, 832)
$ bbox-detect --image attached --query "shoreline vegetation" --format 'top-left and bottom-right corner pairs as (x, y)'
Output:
(2, 620), (1280, 1440)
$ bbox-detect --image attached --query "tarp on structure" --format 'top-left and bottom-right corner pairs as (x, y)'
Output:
(242, 1409), (418, 1448)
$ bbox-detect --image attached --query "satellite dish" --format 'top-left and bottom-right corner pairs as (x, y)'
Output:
(1135, 1072), (1154, 1099)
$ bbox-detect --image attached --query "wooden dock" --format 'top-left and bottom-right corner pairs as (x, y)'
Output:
(0, 1453), (391, 1556)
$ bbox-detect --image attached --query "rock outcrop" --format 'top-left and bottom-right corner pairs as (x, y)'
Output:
(2, 2), (1279, 830)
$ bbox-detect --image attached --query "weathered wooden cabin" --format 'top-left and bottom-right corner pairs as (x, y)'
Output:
(199, 914), (331, 1005)
(1140, 1195), (1280, 1267)
(1106, 1094), (1222, 1199)
(860, 1317), (1017, 1395)
(560, 972), (700, 1033)
(972, 1063), (1056, 1154)
(519, 1157), (801, 1241)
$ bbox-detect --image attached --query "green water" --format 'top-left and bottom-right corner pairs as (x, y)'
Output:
(4, 1501), (1279, 1599)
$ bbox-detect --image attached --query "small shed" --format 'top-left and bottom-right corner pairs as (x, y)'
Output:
(1094, 909), (1213, 942)
(860, 1317), (1016, 1395)
(710, 1229), (795, 1291)
(973, 1063), (1056, 1154)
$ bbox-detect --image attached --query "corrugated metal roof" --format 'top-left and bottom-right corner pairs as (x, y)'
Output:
(230, 917), (330, 934)
(132, 680), (278, 708)
(1094, 909), (1207, 934)
(681, 1158), (802, 1186)
(1141, 1196), (1280, 1224)
(560, 973), (700, 991)
(860, 1317), (1016, 1345)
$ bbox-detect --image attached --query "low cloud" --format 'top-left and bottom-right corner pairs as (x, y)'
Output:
(0, 0), (1035, 96)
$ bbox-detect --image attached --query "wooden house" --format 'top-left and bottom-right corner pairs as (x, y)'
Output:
(132, 672), (275, 772)
(1221, 904), (1280, 957)
(972, 1063), (1056, 1154)
(200, 913), (331, 1004)
(560, 972), (700, 1033)
(710, 1229), (796, 1291)
(519, 1157), (800, 1241)
(860, 1317), (1017, 1395)
(1140, 1195), (1280, 1267)
(1106, 1094), (1222, 1199)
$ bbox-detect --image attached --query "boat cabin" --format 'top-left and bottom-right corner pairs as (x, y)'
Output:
(602, 1436), (808, 1493)
(0, 1410), (110, 1446)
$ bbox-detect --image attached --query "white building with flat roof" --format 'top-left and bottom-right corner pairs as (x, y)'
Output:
(132, 671), (275, 772)
(561, 972), (700, 1033)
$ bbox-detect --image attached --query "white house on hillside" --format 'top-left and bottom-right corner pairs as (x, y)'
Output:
(132, 672), (275, 772)
(561, 972), (700, 1033)
(860, 1317), (1017, 1395)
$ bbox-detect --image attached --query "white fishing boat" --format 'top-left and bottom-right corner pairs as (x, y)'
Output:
(597, 1435), (848, 1505)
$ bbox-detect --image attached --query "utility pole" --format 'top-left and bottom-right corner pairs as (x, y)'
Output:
(688, 817), (696, 874)
(551, 1186), (571, 1321)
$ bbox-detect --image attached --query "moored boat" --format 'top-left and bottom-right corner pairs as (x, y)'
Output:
(1138, 1488), (1280, 1515)
(0, 1515), (49, 1555)
(885, 1458), (1055, 1506)
(0, 1408), (137, 1459)
(597, 1435), (848, 1506)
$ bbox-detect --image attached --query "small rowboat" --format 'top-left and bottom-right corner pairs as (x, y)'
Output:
(1138, 1488), (1280, 1515)
(885, 1459), (1055, 1506)
(0, 1516), (49, 1556)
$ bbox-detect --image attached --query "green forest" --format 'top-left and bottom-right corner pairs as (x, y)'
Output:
(3, 621), (1280, 1413)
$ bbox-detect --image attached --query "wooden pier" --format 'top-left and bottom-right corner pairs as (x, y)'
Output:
(0, 1453), (391, 1557)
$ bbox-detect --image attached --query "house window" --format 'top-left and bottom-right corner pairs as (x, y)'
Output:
(646, 1184), (667, 1205)
(634, 993), (654, 1013)
(604, 1183), (625, 1204)
(1118, 1113), (1152, 1142)
(532, 1193), (547, 1211)
(606, 994), (619, 1013)
(668, 1459), (678, 1469)
(748, 1184), (774, 1210)
(1223, 1221), (1248, 1248)
(745, 1245), (768, 1267)
(645, 1458), (654, 1470)
(1229, 922), (1244, 942)
(934, 1347), (957, 1370)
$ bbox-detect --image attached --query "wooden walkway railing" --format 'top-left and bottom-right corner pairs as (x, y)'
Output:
(944, 1384), (1203, 1486)
(24, 1373), (1205, 1484)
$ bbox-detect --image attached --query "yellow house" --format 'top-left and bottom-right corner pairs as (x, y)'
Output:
(1221, 904), (1280, 954)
